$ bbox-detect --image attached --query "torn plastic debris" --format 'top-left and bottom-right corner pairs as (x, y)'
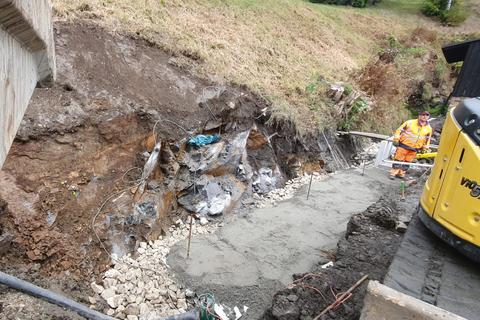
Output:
(252, 166), (283, 194)
(136, 141), (161, 199)
(178, 175), (235, 216)
(321, 261), (334, 269)
(233, 306), (242, 320)
(183, 130), (249, 173)
(214, 304), (229, 320)
(187, 134), (220, 147)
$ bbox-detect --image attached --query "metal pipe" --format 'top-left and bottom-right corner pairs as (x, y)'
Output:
(164, 310), (199, 320)
(383, 160), (434, 168)
(0, 271), (115, 320)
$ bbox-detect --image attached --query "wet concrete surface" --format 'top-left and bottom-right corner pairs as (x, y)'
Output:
(385, 215), (480, 320)
(168, 167), (394, 319)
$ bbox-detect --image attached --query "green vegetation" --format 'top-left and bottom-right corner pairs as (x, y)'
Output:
(422, 0), (468, 25)
(375, 0), (423, 14)
(310, 0), (382, 8)
(340, 97), (370, 130)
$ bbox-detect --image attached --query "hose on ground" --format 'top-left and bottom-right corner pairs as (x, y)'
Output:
(0, 271), (115, 320)
(164, 309), (199, 320)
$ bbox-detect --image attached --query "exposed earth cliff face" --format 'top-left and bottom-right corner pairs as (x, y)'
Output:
(0, 21), (343, 282)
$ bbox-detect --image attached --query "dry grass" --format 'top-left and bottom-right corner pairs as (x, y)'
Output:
(52, 0), (453, 133)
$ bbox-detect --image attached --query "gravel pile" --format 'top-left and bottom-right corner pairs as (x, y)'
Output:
(89, 221), (218, 320)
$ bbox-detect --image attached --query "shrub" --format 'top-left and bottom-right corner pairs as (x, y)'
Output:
(442, 2), (468, 25)
(352, 0), (367, 8)
(309, 0), (381, 7)
(422, 0), (468, 26)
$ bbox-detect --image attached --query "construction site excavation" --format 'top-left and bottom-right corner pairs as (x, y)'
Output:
(1, 1), (480, 320)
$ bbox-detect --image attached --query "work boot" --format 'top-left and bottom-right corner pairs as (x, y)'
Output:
(397, 170), (406, 179)
(389, 168), (399, 179)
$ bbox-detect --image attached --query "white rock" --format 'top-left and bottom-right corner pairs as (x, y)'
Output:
(127, 316), (138, 320)
(185, 289), (195, 298)
(137, 247), (146, 254)
(105, 268), (122, 279)
(145, 290), (160, 301)
(159, 288), (168, 297)
(101, 288), (116, 300)
(88, 296), (96, 304)
(106, 296), (118, 309)
(199, 217), (209, 226)
(168, 290), (177, 302)
(106, 308), (115, 316)
(90, 282), (104, 294)
(177, 299), (187, 309)
(140, 242), (148, 249)
(125, 304), (140, 315)
(139, 302), (150, 315)
(103, 278), (117, 289)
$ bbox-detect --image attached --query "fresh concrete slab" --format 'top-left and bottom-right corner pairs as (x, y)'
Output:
(168, 168), (393, 318)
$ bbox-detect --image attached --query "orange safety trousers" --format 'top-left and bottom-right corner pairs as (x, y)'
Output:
(390, 147), (416, 177)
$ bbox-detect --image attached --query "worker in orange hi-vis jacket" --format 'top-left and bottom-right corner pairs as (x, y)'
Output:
(390, 111), (432, 179)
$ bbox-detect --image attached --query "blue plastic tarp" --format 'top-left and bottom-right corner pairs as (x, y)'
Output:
(187, 134), (220, 147)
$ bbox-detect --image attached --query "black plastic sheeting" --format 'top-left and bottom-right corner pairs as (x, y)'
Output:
(442, 39), (480, 98)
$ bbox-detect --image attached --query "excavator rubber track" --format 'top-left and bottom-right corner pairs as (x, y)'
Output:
(383, 213), (480, 320)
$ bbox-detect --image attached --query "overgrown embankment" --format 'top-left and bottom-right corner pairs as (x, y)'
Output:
(51, 0), (477, 133)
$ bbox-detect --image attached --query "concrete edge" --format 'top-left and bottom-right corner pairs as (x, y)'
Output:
(360, 281), (468, 320)
(0, 0), (56, 84)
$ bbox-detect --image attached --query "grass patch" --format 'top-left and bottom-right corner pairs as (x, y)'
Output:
(375, 0), (424, 14)
(52, 0), (458, 133)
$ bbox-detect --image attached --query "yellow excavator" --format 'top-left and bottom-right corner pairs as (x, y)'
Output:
(418, 39), (480, 263)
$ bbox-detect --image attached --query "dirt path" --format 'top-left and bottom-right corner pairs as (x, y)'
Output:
(167, 168), (394, 319)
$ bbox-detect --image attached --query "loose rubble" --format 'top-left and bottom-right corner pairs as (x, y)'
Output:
(89, 221), (218, 319)
(251, 172), (327, 208)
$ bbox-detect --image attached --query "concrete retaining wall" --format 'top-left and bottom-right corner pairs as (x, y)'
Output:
(0, 0), (55, 167)
(360, 281), (467, 320)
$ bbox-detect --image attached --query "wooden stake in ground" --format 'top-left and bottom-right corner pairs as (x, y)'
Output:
(313, 275), (368, 320)
(307, 173), (313, 200)
(187, 214), (194, 258)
